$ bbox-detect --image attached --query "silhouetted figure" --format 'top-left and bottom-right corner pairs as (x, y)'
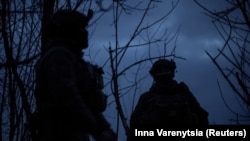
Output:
(128, 59), (208, 140)
(32, 9), (116, 141)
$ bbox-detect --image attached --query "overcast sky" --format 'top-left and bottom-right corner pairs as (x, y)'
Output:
(85, 0), (249, 139)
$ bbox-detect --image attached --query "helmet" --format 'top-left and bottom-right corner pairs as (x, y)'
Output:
(44, 9), (93, 49)
(149, 59), (176, 79)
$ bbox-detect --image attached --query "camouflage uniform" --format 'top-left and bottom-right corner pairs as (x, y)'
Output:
(33, 10), (116, 141)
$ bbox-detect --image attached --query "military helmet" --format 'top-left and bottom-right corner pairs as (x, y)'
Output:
(44, 9), (93, 47)
(149, 59), (176, 77)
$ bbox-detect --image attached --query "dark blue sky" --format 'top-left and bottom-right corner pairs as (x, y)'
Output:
(84, 0), (249, 139)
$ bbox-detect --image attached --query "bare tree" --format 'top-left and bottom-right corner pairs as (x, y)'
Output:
(194, 0), (250, 124)
(103, 0), (181, 136)
(0, 1), (42, 140)
(0, 0), (180, 140)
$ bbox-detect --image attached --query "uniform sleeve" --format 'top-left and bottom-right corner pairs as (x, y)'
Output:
(179, 82), (209, 125)
(130, 92), (151, 128)
(127, 92), (152, 141)
(43, 50), (107, 135)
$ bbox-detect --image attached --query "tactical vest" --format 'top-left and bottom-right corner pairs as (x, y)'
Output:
(137, 83), (197, 126)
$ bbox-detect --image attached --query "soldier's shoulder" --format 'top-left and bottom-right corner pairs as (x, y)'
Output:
(37, 47), (78, 70)
(139, 90), (154, 100)
(44, 47), (78, 63)
(45, 46), (74, 58)
(177, 81), (190, 91)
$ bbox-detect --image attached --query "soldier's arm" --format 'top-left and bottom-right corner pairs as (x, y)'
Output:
(44, 50), (109, 135)
(130, 92), (150, 127)
(180, 82), (209, 125)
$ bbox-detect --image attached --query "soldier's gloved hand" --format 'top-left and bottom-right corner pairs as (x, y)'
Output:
(95, 128), (117, 141)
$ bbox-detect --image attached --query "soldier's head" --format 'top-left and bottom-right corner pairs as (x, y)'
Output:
(44, 9), (93, 50)
(149, 59), (176, 82)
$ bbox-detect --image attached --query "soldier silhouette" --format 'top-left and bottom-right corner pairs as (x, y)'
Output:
(32, 9), (117, 141)
(128, 59), (208, 140)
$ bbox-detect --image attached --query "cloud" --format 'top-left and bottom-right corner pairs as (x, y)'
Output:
(87, 2), (249, 134)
